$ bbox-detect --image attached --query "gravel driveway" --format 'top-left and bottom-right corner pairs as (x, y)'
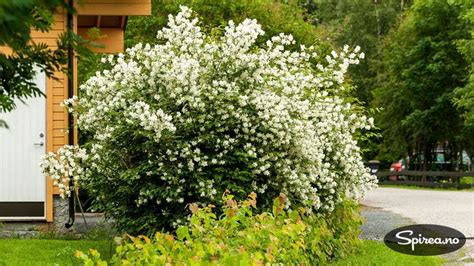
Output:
(361, 187), (474, 237)
(360, 187), (474, 264)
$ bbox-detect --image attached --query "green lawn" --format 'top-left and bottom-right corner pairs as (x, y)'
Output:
(331, 240), (444, 266)
(0, 239), (113, 266)
(0, 239), (444, 265)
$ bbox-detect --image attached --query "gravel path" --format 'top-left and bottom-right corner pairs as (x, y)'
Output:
(360, 205), (413, 241)
(361, 187), (474, 237)
(360, 187), (474, 265)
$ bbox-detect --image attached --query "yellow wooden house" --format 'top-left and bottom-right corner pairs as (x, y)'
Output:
(0, 0), (151, 224)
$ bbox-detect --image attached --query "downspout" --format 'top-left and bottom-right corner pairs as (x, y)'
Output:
(65, 0), (75, 229)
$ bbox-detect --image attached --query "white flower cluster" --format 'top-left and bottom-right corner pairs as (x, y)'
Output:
(126, 101), (176, 142)
(42, 6), (377, 219)
(60, 95), (78, 114)
(40, 145), (87, 198)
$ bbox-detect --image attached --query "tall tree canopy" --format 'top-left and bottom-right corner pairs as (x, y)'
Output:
(298, 0), (413, 161)
(372, 0), (470, 168)
(303, 0), (412, 104)
(452, 0), (473, 128)
(451, 0), (474, 167)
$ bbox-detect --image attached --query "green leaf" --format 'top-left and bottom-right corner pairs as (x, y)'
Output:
(176, 226), (190, 241)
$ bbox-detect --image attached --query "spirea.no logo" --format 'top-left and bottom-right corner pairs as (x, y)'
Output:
(384, 224), (467, 255)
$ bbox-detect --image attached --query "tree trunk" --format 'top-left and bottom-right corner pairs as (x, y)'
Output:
(407, 145), (413, 170)
(422, 143), (430, 182)
(471, 156), (474, 172)
(374, 1), (382, 37)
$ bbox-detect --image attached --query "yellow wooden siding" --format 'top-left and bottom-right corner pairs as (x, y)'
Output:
(44, 12), (68, 221)
(53, 87), (65, 96)
(78, 27), (124, 53)
(0, 46), (13, 55)
(0, 20), (64, 54)
(46, 77), (55, 221)
(76, 0), (151, 16)
(31, 29), (64, 39)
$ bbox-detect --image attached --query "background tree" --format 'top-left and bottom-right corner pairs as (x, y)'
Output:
(302, 0), (413, 104)
(299, 0), (414, 162)
(372, 0), (470, 170)
(451, 0), (474, 169)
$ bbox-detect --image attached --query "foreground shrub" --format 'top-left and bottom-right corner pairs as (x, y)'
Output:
(76, 193), (362, 265)
(41, 6), (376, 233)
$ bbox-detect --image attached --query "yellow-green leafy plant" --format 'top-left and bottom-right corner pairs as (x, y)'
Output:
(76, 192), (362, 265)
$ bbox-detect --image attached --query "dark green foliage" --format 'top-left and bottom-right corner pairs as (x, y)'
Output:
(372, 0), (470, 168)
(303, 0), (412, 104)
(301, 0), (413, 162)
(0, 0), (62, 47)
(451, 0), (474, 167)
(0, 1), (72, 115)
(301, 0), (473, 168)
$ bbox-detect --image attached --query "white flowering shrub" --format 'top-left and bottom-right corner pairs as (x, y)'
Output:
(40, 145), (87, 198)
(42, 6), (376, 232)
